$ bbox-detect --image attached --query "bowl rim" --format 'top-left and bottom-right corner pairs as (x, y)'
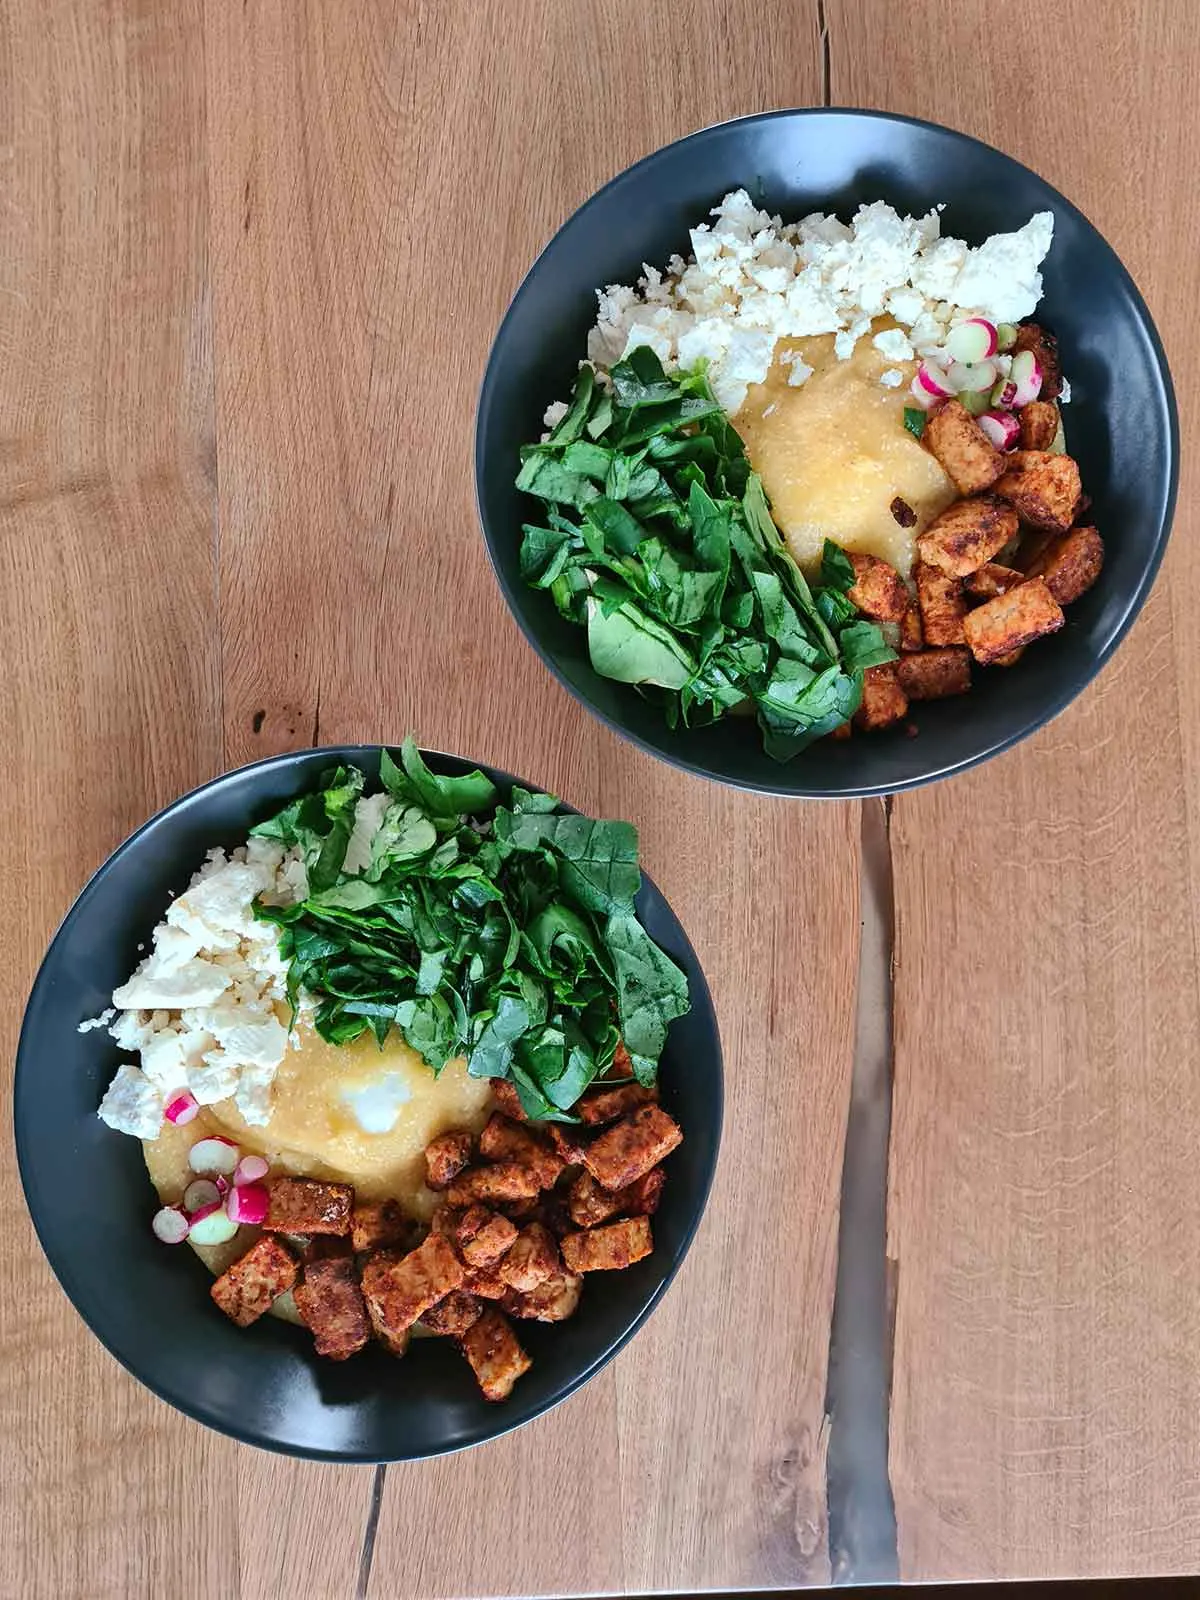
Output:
(14, 742), (724, 1461)
(475, 106), (1180, 799)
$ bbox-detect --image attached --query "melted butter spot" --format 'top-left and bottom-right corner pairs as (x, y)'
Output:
(340, 1071), (413, 1134)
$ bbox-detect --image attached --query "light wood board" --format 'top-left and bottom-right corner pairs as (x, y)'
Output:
(830, 0), (1200, 1580)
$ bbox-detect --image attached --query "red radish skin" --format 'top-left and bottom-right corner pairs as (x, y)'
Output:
(909, 375), (938, 410)
(188, 1136), (240, 1177)
(916, 361), (954, 400)
(183, 1178), (222, 1214)
(225, 1182), (269, 1226)
(1010, 350), (1043, 407)
(991, 378), (1018, 409)
(188, 1206), (239, 1246)
(233, 1155), (269, 1186)
(164, 1092), (200, 1126)
(946, 318), (998, 363)
(152, 1206), (191, 1245)
(978, 411), (1021, 450)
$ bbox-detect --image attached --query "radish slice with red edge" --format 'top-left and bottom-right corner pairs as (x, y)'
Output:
(188, 1205), (240, 1246)
(164, 1091), (200, 1126)
(183, 1178), (222, 1214)
(991, 378), (1018, 410)
(908, 375), (938, 410)
(978, 411), (1021, 450)
(226, 1182), (269, 1226)
(996, 322), (1019, 352)
(1010, 350), (1043, 407)
(234, 1154), (269, 1186)
(187, 1135), (240, 1177)
(152, 1206), (190, 1245)
(945, 318), (997, 363)
(915, 361), (954, 400)
(215, 1175), (230, 1196)
(947, 359), (997, 394)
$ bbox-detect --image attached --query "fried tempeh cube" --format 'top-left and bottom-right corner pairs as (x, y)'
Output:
(1024, 523), (1104, 605)
(477, 1114), (564, 1189)
(360, 1232), (465, 1341)
(458, 1307), (532, 1402)
(608, 1039), (634, 1079)
(488, 1078), (527, 1121)
(922, 399), (1006, 494)
(455, 1206), (519, 1269)
(582, 1105), (683, 1192)
(1012, 322), (1062, 399)
(1018, 399), (1060, 451)
(463, 1267), (508, 1301)
(502, 1266), (583, 1323)
(561, 1216), (654, 1274)
(419, 1290), (483, 1336)
(294, 1256), (370, 1360)
(994, 451), (1082, 533)
(915, 561), (967, 646)
(546, 1122), (591, 1165)
(424, 1130), (474, 1192)
(350, 1198), (412, 1254)
(211, 1235), (298, 1328)
(445, 1162), (542, 1208)
(568, 1166), (665, 1228)
(853, 663), (908, 732)
(966, 562), (1025, 599)
(577, 1082), (658, 1126)
(916, 494), (1019, 578)
(899, 603), (924, 653)
(498, 1223), (560, 1294)
(962, 577), (1065, 665)
(896, 648), (972, 701)
(265, 1177), (353, 1237)
(847, 553), (910, 622)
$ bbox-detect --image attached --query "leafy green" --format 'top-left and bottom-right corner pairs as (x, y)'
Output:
(903, 406), (926, 439)
(251, 742), (688, 1117)
(516, 349), (897, 756)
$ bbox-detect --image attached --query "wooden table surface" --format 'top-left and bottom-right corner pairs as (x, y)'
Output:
(3, 1), (1196, 1594)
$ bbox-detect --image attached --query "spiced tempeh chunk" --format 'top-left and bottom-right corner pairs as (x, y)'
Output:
(962, 578), (1065, 665)
(994, 450), (1081, 534)
(360, 1232), (465, 1339)
(568, 1166), (665, 1228)
(1018, 399), (1060, 451)
(922, 399), (1006, 494)
(546, 1122), (592, 1165)
(1024, 523), (1104, 605)
(846, 552), (910, 622)
(915, 561), (967, 646)
(294, 1256), (370, 1360)
(896, 648), (972, 702)
(458, 1308), (532, 1402)
(265, 1177), (353, 1236)
(445, 1161), (542, 1208)
(916, 494), (1018, 577)
(501, 1265), (583, 1324)
(424, 1130), (474, 1191)
(498, 1223), (560, 1294)
(350, 1198), (412, 1254)
(478, 1114), (564, 1189)
(966, 562), (1025, 599)
(211, 1235), (298, 1328)
(419, 1290), (483, 1337)
(577, 1081), (658, 1126)
(854, 664), (908, 732)
(361, 1257), (412, 1358)
(561, 1216), (653, 1273)
(455, 1206), (519, 1269)
(899, 603), (924, 653)
(488, 1077), (527, 1121)
(582, 1104), (682, 1192)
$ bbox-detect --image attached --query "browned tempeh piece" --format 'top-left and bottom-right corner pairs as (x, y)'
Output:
(962, 578), (1065, 665)
(350, 1198), (412, 1254)
(568, 1166), (665, 1228)
(966, 562), (1025, 599)
(488, 1078), (527, 1121)
(458, 1307), (532, 1401)
(917, 494), (1019, 577)
(899, 603), (924, 653)
(896, 648), (972, 701)
(546, 1122), (591, 1165)
(498, 1222), (560, 1294)
(294, 1256), (370, 1360)
(915, 561), (967, 646)
(478, 1114), (564, 1189)
(210, 1235), (298, 1328)
(847, 552), (910, 622)
(561, 1216), (654, 1273)
(360, 1232), (465, 1341)
(922, 399), (1006, 494)
(582, 1105), (682, 1192)
(576, 1081), (658, 1126)
(502, 1266), (583, 1323)
(994, 450), (1081, 533)
(419, 1290), (483, 1336)
(1018, 399), (1060, 451)
(854, 663), (908, 732)
(424, 1130), (474, 1191)
(445, 1162), (542, 1208)
(1024, 524), (1104, 605)
(265, 1177), (353, 1237)
(455, 1206), (519, 1269)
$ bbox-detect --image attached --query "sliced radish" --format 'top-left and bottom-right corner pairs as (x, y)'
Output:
(188, 1135), (240, 1177)
(183, 1178), (222, 1213)
(1010, 349), (1043, 407)
(908, 374), (938, 410)
(947, 359), (997, 394)
(945, 318), (997, 363)
(164, 1092), (200, 1126)
(991, 378), (1018, 410)
(226, 1181), (269, 1226)
(215, 1175), (230, 1196)
(959, 388), (990, 417)
(234, 1154), (269, 1186)
(978, 410), (1021, 450)
(152, 1206), (191, 1245)
(996, 322), (1019, 352)
(188, 1204), (240, 1246)
(915, 360), (954, 400)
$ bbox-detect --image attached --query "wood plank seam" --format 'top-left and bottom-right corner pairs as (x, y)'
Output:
(356, 1465), (387, 1600)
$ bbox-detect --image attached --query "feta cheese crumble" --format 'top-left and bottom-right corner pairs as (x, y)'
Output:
(584, 190), (1054, 413)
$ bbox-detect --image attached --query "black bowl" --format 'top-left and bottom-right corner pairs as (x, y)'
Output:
(15, 746), (721, 1461)
(476, 109), (1178, 797)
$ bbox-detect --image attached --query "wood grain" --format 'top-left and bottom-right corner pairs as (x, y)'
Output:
(830, 0), (1200, 1580)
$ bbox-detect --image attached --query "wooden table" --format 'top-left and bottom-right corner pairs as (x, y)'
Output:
(3, 2), (1196, 1593)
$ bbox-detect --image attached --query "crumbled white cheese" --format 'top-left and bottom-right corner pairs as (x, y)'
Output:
(542, 399), (569, 431)
(94, 843), (307, 1137)
(77, 1008), (114, 1034)
(873, 327), (914, 363)
(582, 189), (1054, 414)
(1059, 376), (1072, 404)
(879, 369), (905, 388)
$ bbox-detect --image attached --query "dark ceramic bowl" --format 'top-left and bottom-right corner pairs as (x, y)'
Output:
(476, 109), (1178, 797)
(15, 746), (721, 1461)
